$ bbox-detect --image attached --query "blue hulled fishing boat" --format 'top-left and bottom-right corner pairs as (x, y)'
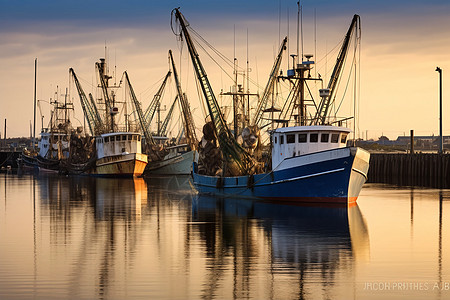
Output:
(172, 8), (369, 204)
(193, 126), (369, 204)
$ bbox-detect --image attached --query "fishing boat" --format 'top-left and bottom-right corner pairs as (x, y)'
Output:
(20, 91), (75, 173)
(90, 132), (148, 177)
(68, 58), (148, 177)
(172, 8), (369, 204)
(137, 50), (199, 176)
(145, 143), (197, 175)
(193, 126), (369, 203)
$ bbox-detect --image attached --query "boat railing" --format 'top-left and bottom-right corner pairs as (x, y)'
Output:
(111, 125), (141, 133)
(166, 143), (189, 150)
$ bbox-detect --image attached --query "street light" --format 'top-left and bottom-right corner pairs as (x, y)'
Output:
(436, 67), (443, 154)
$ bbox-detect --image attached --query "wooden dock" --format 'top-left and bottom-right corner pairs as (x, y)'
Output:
(368, 153), (450, 188)
(0, 150), (21, 169)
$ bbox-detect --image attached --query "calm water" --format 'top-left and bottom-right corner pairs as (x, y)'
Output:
(1, 172), (450, 300)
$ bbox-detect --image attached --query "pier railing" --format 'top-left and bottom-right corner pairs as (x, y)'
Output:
(367, 153), (450, 188)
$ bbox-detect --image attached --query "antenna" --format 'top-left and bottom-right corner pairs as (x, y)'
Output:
(300, 1), (304, 61)
(247, 28), (250, 124)
(287, 8), (290, 69)
(114, 48), (117, 86)
(278, 0), (281, 44)
(247, 28), (249, 93)
(314, 8), (317, 78)
(296, 1), (300, 60)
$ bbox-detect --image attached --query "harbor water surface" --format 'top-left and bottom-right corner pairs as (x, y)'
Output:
(1, 173), (450, 300)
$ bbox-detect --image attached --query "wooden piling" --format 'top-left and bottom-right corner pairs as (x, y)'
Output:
(367, 153), (450, 188)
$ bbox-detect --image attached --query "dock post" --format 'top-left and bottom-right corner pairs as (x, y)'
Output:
(410, 130), (414, 154)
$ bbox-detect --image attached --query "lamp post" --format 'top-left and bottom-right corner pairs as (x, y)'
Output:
(436, 67), (443, 154)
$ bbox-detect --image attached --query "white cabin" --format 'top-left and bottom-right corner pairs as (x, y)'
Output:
(38, 130), (70, 159)
(271, 125), (350, 168)
(96, 132), (142, 159)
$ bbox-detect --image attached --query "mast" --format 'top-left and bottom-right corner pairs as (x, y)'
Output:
(246, 29), (250, 128)
(33, 58), (37, 151)
(143, 70), (171, 129)
(64, 88), (68, 123)
(252, 37), (287, 127)
(124, 71), (155, 147)
(168, 49), (198, 150)
(171, 8), (255, 175)
(96, 58), (115, 132)
(312, 15), (360, 125)
(160, 96), (178, 137)
(70, 68), (103, 135)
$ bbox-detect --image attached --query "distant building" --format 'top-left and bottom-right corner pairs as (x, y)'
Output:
(396, 135), (450, 148)
(357, 135), (450, 152)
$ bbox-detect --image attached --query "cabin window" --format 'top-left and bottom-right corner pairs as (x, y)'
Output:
(287, 134), (295, 144)
(298, 133), (307, 143)
(138, 135), (141, 141)
(133, 135), (137, 141)
(331, 133), (339, 143)
(280, 135), (284, 144)
(105, 137), (109, 143)
(341, 133), (348, 144)
(128, 135), (132, 140)
(321, 133), (329, 143)
(310, 133), (318, 143)
(274, 136), (277, 144)
(121, 135), (127, 141)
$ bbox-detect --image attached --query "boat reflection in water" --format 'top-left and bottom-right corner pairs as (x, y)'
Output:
(95, 177), (148, 220)
(191, 195), (370, 298)
(39, 175), (148, 220)
(16, 174), (369, 299)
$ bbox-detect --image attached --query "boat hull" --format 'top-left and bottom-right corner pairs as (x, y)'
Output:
(19, 153), (61, 173)
(192, 147), (370, 204)
(92, 153), (148, 177)
(36, 156), (61, 173)
(18, 153), (38, 170)
(145, 150), (198, 175)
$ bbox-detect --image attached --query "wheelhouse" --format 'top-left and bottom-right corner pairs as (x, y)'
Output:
(271, 125), (351, 168)
(38, 130), (70, 159)
(96, 132), (142, 159)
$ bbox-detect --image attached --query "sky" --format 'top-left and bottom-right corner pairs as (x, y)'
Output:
(1, 0), (450, 140)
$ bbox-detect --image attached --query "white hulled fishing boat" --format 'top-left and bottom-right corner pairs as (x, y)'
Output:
(68, 58), (148, 177)
(92, 132), (147, 177)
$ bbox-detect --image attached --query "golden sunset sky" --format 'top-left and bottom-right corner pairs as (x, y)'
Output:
(1, 1), (449, 140)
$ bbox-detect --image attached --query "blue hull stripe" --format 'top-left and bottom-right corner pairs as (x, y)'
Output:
(195, 167), (345, 188)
